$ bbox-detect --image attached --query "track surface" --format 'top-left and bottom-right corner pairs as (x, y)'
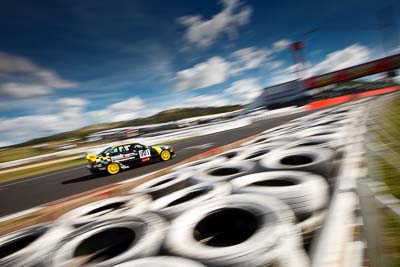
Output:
(0, 112), (309, 216)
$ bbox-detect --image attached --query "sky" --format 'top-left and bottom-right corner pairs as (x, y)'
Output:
(0, 0), (399, 146)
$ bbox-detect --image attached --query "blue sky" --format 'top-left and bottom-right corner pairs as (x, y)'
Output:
(0, 0), (399, 145)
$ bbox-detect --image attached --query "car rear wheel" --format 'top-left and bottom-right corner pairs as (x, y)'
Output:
(107, 163), (120, 175)
(160, 150), (171, 161)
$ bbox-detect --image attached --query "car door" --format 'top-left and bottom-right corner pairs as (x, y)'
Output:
(110, 146), (128, 163)
(134, 144), (152, 163)
(120, 145), (138, 166)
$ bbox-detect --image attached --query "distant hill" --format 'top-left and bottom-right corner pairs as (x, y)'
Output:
(11, 105), (242, 148)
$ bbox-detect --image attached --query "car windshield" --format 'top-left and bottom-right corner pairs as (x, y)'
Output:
(97, 147), (116, 156)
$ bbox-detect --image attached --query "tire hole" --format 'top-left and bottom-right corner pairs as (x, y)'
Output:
(85, 202), (126, 216)
(245, 150), (270, 160)
(209, 167), (241, 176)
(297, 141), (324, 147)
(254, 138), (266, 143)
(73, 227), (136, 263)
(281, 155), (313, 165)
(221, 151), (238, 159)
(194, 208), (259, 247)
(308, 131), (335, 136)
(0, 231), (45, 259)
(251, 178), (297, 187)
(166, 188), (208, 207)
(151, 177), (174, 187)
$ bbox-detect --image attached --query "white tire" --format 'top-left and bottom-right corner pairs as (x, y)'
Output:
(233, 143), (283, 162)
(150, 182), (231, 220)
(190, 161), (255, 184)
(277, 136), (343, 151)
(0, 223), (50, 266)
(231, 171), (329, 219)
(240, 134), (292, 147)
(259, 147), (336, 178)
(55, 194), (152, 228)
(164, 193), (298, 267)
(131, 172), (193, 199)
(49, 213), (167, 267)
(173, 156), (226, 173)
(297, 211), (327, 241)
(296, 126), (343, 139)
(114, 256), (207, 267)
(212, 147), (247, 161)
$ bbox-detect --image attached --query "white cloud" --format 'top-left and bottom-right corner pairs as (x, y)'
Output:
(268, 43), (373, 85)
(0, 112), (86, 144)
(174, 57), (230, 90)
(174, 43), (288, 91)
(273, 39), (291, 52)
(179, 0), (252, 48)
(0, 83), (51, 98)
(58, 97), (88, 108)
(230, 47), (271, 74)
(0, 96), (151, 144)
(308, 44), (371, 76)
(268, 60), (284, 70)
(224, 78), (262, 104)
(88, 97), (149, 123)
(179, 94), (230, 107)
(0, 52), (77, 98)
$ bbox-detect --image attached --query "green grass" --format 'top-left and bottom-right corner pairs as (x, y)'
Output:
(0, 158), (86, 184)
(376, 96), (400, 198)
(383, 212), (400, 267)
(374, 95), (400, 266)
(0, 147), (47, 163)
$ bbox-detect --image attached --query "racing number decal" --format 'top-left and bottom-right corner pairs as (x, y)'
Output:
(139, 149), (151, 158)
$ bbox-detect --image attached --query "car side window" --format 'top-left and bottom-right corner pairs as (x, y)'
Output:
(134, 144), (144, 150)
(117, 146), (126, 153)
(107, 147), (119, 156)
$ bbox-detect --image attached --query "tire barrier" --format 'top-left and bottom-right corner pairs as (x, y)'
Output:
(49, 214), (167, 267)
(164, 194), (309, 267)
(131, 172), (193, 199)
(259, 147), (336, 178)
(297, 211), (326, 242)
(0, 102), (365, 267)
(232, 143), (283, 166)
(173, 156), (226, 173)
(55, 194), (152, 228)
(240, 133), (292, 147)
(190, 161), (255, 184)
(278, 136), (343, 151)
(296, 126), (343, 139)
(0, 223), (50, 267)
(231, 171), (328, 220)
(114, 256), (207, 267)
(150, 183), (231, 220)
(213, 147), (247, 160)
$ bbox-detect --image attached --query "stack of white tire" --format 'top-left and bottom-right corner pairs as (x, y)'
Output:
(0, 104), (359, 267)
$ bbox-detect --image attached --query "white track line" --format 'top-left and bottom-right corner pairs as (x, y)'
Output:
(0, 207), (43, 222)
(0, 166), (84, 188)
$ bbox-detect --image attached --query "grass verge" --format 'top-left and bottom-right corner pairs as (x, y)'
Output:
(375, 95), (400, 266)
(0, 158), (86, 184)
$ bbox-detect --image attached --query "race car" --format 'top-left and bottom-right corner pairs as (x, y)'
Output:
(85, 143), (175, 175)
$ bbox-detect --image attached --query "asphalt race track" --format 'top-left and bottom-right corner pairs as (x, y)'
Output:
(0, 112), (311, 216)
